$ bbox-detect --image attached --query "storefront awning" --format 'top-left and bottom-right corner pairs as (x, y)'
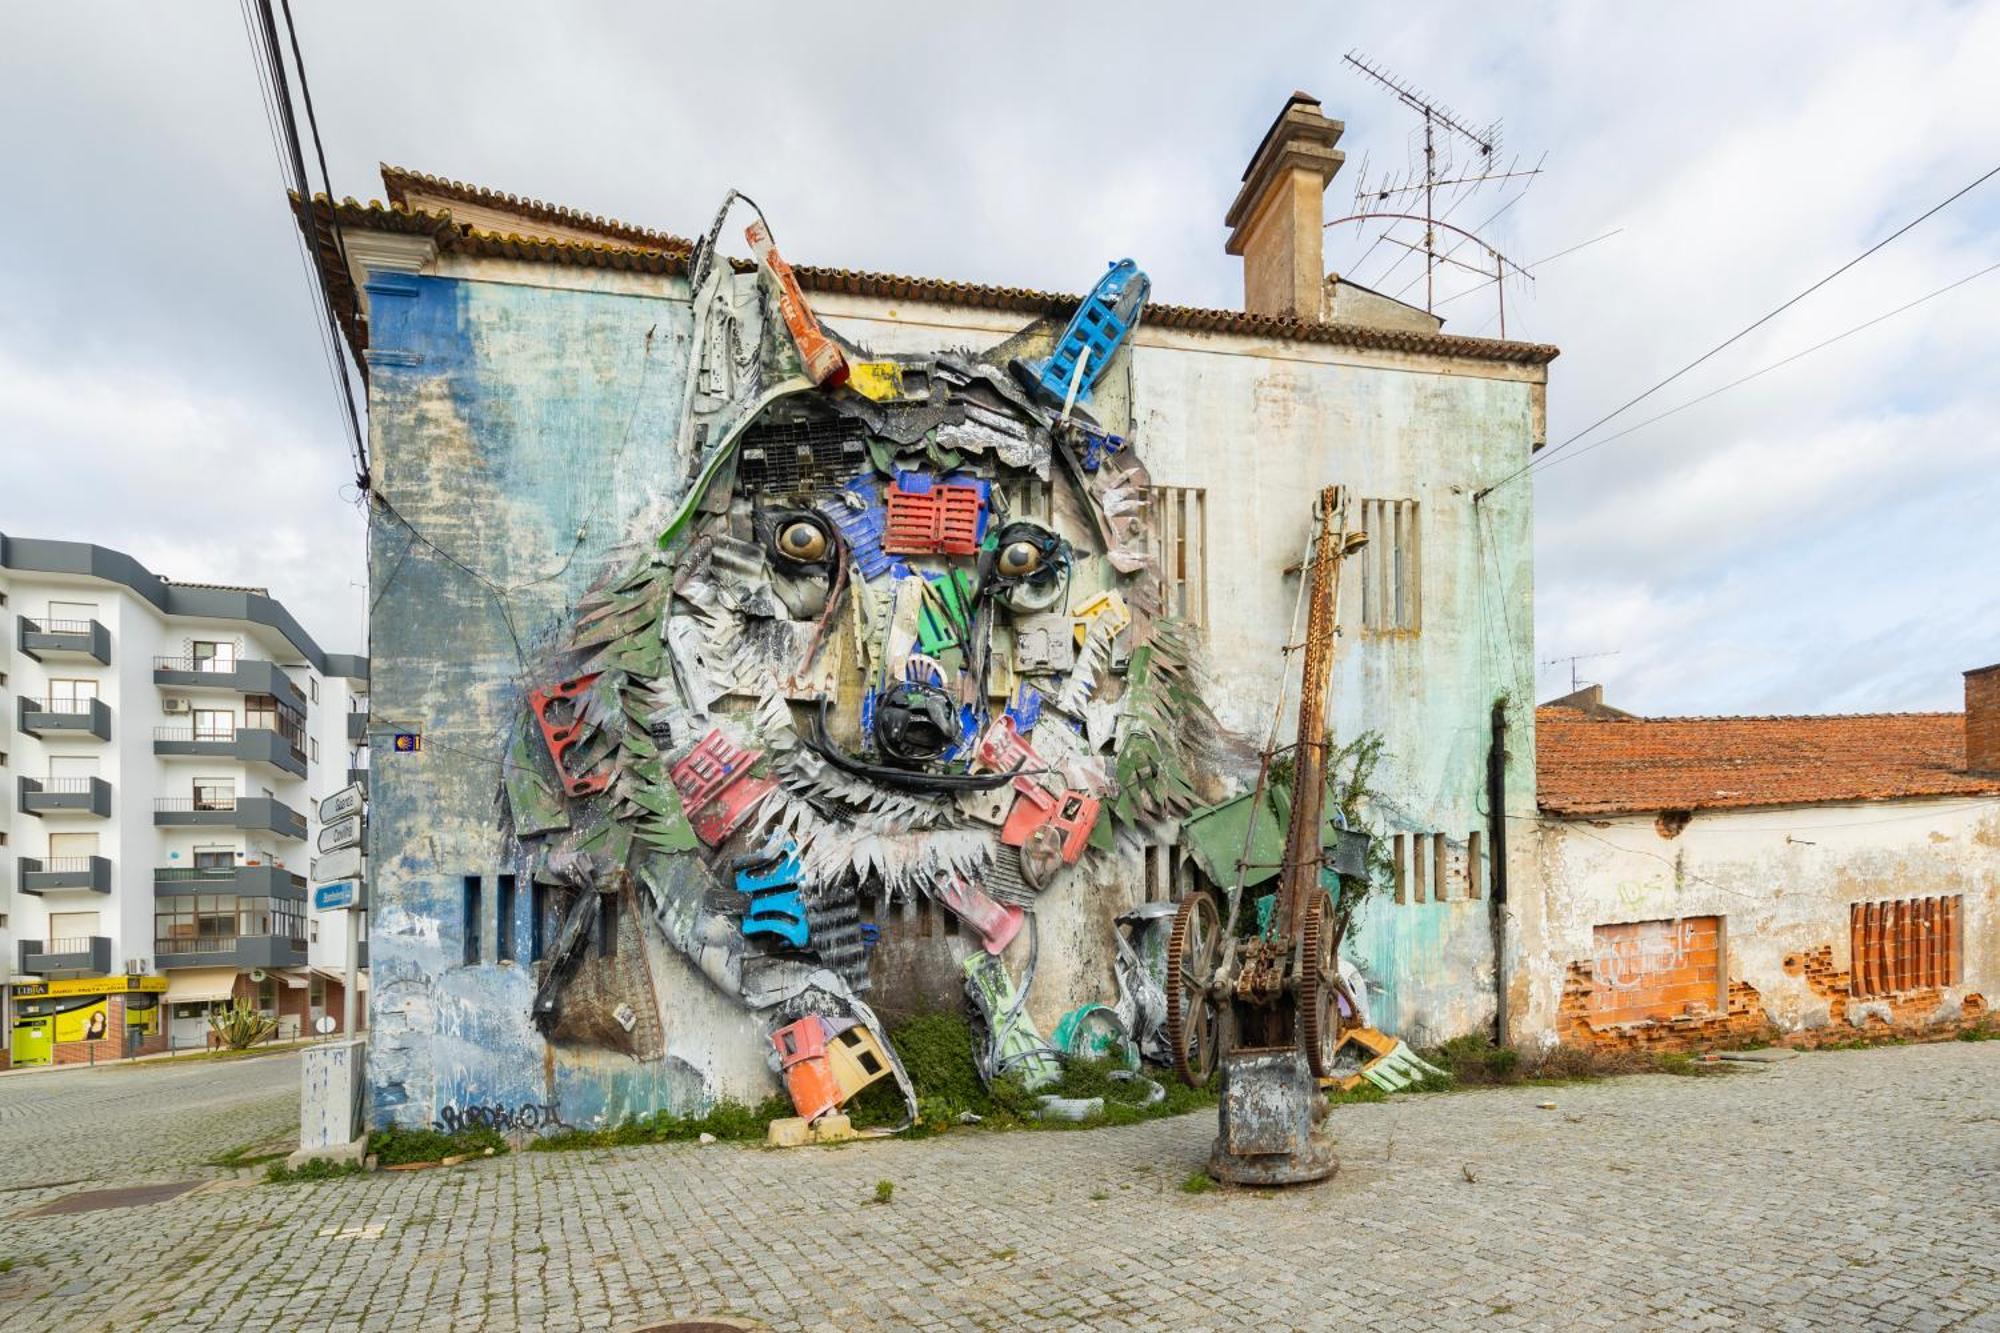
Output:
(163, 967), (239, 1005)
(274, 970), (308, 990)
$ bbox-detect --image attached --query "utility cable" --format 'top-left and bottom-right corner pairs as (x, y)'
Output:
(1531, 258), (2000, 479)
(1478, 160), (2000, 500)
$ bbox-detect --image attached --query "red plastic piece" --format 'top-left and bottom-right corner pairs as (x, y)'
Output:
(529, 673), (611, 798)
(971, 715), (1039, 777)
(746, 221), (848, 389)
(671, 730), (775, 847)
(1000, 785), (1098, 865)
(772, 1017), (841, 1123)
(937, 875), (1024, 955)
(883, 481), (984, 556)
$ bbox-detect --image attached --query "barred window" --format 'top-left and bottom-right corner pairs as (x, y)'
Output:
(1357, 497), (1420, 633)
(1850, 896), (1961, 998)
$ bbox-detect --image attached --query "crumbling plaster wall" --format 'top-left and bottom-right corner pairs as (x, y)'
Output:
(819, 294), (1542, 1042)
(1527, 798), (2000, 1049)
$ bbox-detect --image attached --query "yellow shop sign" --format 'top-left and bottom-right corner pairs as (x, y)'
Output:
(10, 975), (168, 999)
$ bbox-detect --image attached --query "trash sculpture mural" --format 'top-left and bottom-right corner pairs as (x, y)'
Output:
(497, 200), (1221, 1135)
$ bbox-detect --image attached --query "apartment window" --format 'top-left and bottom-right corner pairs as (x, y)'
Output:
(47, 679), (98, 713)
(1357, 498), (1421, 633)
(1851, 896), (1962, 998)
(48, 832), (99, 865)
(156, 895), (302, 951)
(191, 640), (237, 672)
(463, 876), (483, 966)
(1149, 485), (1209, 628)
(309, 677), (320, 705)
(496, 874), (517, 963)
(310, 738), (320, 764)
(309, 918), (319, 944)
(193, 778), (235, 811)
(47, 600), (98, 627)
(192, 846), (235, 869)
(192, 708), (235, 742)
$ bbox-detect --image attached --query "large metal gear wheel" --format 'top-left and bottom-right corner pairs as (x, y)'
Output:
(1165, 892), (1222, 1087)
(1298, 886), (1341, 1080)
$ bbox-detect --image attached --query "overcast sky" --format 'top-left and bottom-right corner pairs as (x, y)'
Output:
(3, 3), (1995, 715)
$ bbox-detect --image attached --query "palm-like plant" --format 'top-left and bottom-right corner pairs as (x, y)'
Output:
(208, 999), (278, 1050)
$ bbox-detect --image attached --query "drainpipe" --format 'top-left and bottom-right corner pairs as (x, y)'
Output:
(1487, 699), (1510, 1046)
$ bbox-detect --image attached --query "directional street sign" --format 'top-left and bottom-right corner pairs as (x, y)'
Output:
(318, 814), (363, 855)
(313, 879), (362, 912)
(311, 846), (363, 885)
(318, 783), (364, 824)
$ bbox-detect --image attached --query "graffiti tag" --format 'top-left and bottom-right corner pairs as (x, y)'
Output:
(435, 1101), (565, 1134)
(1593, 918), (1698, 994)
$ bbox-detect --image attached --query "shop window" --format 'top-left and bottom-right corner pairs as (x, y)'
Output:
(1850, 896), (1961, 998)
(258, 977), (278, 1012)
(1357, 497), (1420, 633)
(309, 975), (326, 1010)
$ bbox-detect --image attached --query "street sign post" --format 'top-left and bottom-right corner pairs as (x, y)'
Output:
(311, 846), (363, 885)
(318, 783), (364, 824)
(317, 814), (362, 855)
(314, 880), (361, 912)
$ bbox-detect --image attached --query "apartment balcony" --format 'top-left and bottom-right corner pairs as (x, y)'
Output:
(17, 695), (112, 741)
(155, 934), (308, 971)
(152, 655), (305, 708)
(17, 855), (113, 895)
(153, 795), (307, 840)
(346, 711), (368, 743)
(18, 776), (113, 818)
(154, 864), (307, 899)
(18, 615), (111, 665)
(18, 935), (114, 976)
(152, 725), (307, 779)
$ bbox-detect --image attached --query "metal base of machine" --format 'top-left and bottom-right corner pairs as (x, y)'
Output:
(1207, 1046), (1338, 1186)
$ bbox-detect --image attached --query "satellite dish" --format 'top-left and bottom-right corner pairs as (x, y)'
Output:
(249, 969), (267, 983)
(314, 1015), (337, 1035)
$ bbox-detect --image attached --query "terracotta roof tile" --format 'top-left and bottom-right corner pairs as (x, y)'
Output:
(1536, 708), (2000, 816)
(296, 194), (1561, 371)
(380, 165), (693, 254)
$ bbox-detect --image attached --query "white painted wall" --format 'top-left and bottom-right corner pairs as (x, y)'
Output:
(1528, 796), (2000, 1043)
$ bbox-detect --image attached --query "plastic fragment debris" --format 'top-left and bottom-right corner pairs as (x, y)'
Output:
(936, 874), (1025, 955)
(746, 220), (848, 388)
(1020, 259), (1151, 406)
(883, 474), (987, 556)
(736, 843), (809, 949)
(528, 673), (612, 797)
(671, 730), (775, 846)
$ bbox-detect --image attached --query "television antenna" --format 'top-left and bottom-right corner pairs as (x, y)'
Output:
(1541, 650), (1621, 694)
(1330, 51), (1543, 334)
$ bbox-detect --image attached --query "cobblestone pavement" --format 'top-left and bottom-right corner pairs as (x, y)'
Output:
(1, 1042), (1997, 1332)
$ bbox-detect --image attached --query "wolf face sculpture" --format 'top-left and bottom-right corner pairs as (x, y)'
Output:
(499, 217), (1217, 1118)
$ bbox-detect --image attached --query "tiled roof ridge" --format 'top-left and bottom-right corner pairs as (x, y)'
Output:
(300, 195), (1561, 368)
(380, 165), (694, 253)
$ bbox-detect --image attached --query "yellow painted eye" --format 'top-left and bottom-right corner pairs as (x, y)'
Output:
(997, 540), (1043, 578)
(777, 520), (830, 563)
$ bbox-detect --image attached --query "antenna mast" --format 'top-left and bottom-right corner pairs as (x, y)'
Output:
(1333, 51), (1543, 333)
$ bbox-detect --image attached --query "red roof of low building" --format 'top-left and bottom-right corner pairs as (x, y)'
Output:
(1536, 708), (2000, 816)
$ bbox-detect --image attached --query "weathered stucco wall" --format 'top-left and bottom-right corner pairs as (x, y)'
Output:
(364, 255), (1543, 1134)
(1528, 798), (2000, 1049)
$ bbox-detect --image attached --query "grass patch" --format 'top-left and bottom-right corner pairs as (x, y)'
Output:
(264, 1158), (367, 1185)
(1179, 1170), (1216, 1195)
(872, 1179), (894, 1205)
(1420, 1035), (1659, 1087)
(371, 1123), (509, 1166)
(529, 1096), (793, 1152)
(208, 1142), (291, 1170)
(1958, 1018), (2000, 1042)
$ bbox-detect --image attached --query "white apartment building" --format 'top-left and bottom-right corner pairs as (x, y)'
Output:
(0, 535), (368, 1067)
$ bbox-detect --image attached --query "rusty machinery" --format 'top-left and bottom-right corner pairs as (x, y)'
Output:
(1165, 485), (1367, 1184)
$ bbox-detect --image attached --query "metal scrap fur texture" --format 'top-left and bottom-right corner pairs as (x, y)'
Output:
(500, 215), (1217, 1122)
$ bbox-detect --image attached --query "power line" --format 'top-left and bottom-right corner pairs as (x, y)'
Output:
(1530, 258), (2000, 480)
(239, 0), (369, 490)
(1477, 160), (2000, 500)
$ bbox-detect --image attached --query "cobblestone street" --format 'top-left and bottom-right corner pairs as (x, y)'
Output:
(0, 1042), (1996, 1331)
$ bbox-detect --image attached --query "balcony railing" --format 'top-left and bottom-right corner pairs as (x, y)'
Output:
(18, 935), (113, 975)
(19, 776), (113, 817)
(156, 935), (309, 956)
(18, 854), (113, 894)
(154, 864), (307, 895)
(153, 794), (307, 839)
(18, 616), (111, 665)
(18, 695), (112, 740)
(148, 725), (308, 778)
(152, 655), (305, 706)
(154, 724), (238, 742)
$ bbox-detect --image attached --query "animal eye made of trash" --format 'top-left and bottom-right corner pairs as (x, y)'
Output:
(773, 517), (831, 564)
(996, 540), (1043, 579)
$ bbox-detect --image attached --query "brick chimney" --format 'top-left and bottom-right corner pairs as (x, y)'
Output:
(1225, 92), (1345, 320)
(1966, 662), (2000, 774)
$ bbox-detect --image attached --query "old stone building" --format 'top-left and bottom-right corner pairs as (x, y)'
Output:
(307, 93), (1555, 1132)
(1528, 670), (2000, 1050)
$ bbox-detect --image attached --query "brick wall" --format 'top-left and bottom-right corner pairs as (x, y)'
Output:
(1967, 664), (2000, 774)
(1585, 916), (1724, 1026)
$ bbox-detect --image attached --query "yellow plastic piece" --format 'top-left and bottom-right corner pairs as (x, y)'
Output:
(1070, 590), (1132, 646)
(847, 361), (907, 402)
